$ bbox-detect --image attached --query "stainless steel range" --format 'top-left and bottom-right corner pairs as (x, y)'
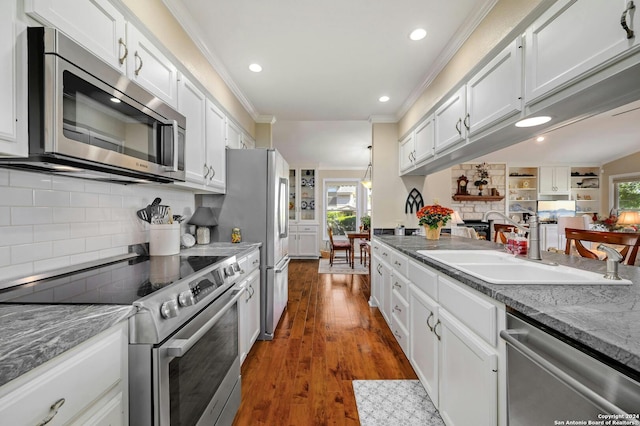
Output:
(0, 252), (245, 426)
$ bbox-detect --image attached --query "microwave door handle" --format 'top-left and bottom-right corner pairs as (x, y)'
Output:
(162, 119), (179, 172)
(165, 287), (245, 358)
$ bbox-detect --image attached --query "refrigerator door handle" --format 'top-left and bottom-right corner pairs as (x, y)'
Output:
(272, 256), (290, 273)
(278, 177), (289, 238)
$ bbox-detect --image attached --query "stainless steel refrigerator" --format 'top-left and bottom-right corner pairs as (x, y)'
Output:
(212, 148), (290, 340)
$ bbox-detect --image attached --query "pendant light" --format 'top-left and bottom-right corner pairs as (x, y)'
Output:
(361, 145), (373, 190)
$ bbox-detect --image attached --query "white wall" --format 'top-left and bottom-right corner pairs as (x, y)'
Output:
(0, 169), (194, 281)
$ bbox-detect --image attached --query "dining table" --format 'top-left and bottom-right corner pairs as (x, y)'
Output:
(346, 231), (370, 268)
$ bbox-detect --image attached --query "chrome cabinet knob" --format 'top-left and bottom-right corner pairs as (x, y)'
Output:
(160, 300), (179, 319)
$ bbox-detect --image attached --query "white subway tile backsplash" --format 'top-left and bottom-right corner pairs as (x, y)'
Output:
(99, 194), (123, 208)
(52, 176), (85, 192)
(34, 190), (71, 207)
(11, 207), (52, 225)
(10, 171), (52, 189)
(86, 235), (112, 251)
(11, 242), (53, 263)
(0, 226), (34, 247)
(0, 262), (34, 282)
(70, 192), (100, 207)
(53, 207), (85, 223)
(53, 238), (86, 256)
(0, 169), (195, 280)
(0, 188), (33, 206)
(34, 256), (71, 274)
(34, 224), (70, 242)
(0, 247), (10, 267)
(0, 207), (9, 226)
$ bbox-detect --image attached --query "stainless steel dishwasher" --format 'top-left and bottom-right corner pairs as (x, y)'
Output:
(501, 313), (640, 425)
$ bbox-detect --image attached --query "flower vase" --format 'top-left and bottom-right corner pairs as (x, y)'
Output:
(424, 222), (443, 240)
(477, 184), (485, 196)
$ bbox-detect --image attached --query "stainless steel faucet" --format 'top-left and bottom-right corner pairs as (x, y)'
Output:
(596, 244), (623, 280)
(482, 210), (542, 261)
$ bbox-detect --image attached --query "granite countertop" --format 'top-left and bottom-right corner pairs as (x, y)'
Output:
(374, 234), (640, 376)
(0, 242), (262, 389)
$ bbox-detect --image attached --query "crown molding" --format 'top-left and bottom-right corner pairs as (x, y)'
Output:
(162, 0), (260, 121)
(368, 115), (398, 124)
(395, 0), (499, 120)
(256, 115), (277, 124)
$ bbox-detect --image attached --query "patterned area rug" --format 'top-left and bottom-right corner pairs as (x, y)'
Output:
(352, 380), (444, 426)
(317, 258), (369, 275)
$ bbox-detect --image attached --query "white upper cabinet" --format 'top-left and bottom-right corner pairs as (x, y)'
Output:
(434, 86), (467, 153)
(399, 133), (415, 173)
(466, 37), (522, 136)
(26, 0), (178, 108)
(178, 74), (207, 184)
(226, 120), (243, 149)
(126, 25), (178, 108)
(413, 116), (435, 164)
(525, 0), (639, 104)
(25, 0), (127, 71)
(538, 166), (571, 194)
(0, 0), (27, 157)
(205, 100), (227, 192)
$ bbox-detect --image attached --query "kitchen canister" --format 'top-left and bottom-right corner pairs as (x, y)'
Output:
(149, 223), (181, 255)
(231, 227), (242, 243)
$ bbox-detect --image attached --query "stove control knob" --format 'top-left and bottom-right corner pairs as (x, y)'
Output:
(178, 290), (195, 307)
(224, 265), (235, 277)
(232, 262), (241, 273)
(160, 300), (179, 319)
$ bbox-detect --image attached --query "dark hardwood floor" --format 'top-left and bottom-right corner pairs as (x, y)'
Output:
(233, 259), (418, 426)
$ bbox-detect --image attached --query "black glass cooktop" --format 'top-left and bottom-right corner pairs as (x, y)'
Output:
(0, 255), (228, 305)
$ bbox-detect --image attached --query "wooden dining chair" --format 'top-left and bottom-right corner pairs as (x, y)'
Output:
(564, 228), (640, 266)
(327, 227), (351, 266)
(359, 230), (371, 266)
(493, 223), (518, 244)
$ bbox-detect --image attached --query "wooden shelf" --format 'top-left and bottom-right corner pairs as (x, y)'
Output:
(452, 195), (504, 202)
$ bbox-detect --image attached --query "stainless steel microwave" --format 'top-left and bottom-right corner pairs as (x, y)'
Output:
(0, 27), (186, 183)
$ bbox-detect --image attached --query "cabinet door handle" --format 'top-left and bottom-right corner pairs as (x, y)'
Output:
(621, 1), (636, 39)
(455, 118), (462, 136)
(434, 319), (442, 341)
(118, 38), (128, 65)
(426, 311), (434, 332)
(394, 330), (402, 339)
(203, 164), (210, 179)
(37, 398), (66, 426)
(393, 305), (402, 313)
(463, 113), (470, 131)
(393, 282), (401, 289)
(134, 51), (144, 76)
(209, 167), (215, 180)
(376, 264), (382, 275)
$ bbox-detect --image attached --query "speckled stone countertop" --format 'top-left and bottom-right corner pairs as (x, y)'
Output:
(375, 234), (640, 376)
(0, 242), (261, 388)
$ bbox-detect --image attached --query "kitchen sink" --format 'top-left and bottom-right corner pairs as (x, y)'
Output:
(416, 250), (632, 285)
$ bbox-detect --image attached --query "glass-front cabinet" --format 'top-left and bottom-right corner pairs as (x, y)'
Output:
(289, 168), (319, 258)
(289, 168), (316, 222)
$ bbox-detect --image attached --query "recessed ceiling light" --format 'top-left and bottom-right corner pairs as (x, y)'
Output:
(515, 116), (552, 127)
(110, 97), (121, 103)
(378, 96), (390, 103)
(409, 28), (427, 41)
(249, 63), (262, 73)
(536, 136), (545, 142)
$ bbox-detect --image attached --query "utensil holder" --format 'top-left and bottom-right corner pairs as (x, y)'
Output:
(149, 223), (180, 256)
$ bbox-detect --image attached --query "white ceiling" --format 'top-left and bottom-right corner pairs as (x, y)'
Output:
(164, 0), (640, 169)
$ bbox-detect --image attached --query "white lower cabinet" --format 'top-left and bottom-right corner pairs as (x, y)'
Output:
(0, 322), (128, 426)
(239, 268), (261, 365)
(438, 308), (498, 426)
(375, 241), (506, 425)
(289, 224), (319, 258)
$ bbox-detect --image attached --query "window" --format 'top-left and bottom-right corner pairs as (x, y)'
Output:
(613, 175), (640, 212)
(323, 179), (370, 240)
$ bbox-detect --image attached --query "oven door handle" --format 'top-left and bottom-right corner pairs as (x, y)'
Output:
(500, 329), (627, 415)
(166, 287), (245, 358)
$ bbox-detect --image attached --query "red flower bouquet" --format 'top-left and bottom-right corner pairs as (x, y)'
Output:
(416, 205), (455, 229)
